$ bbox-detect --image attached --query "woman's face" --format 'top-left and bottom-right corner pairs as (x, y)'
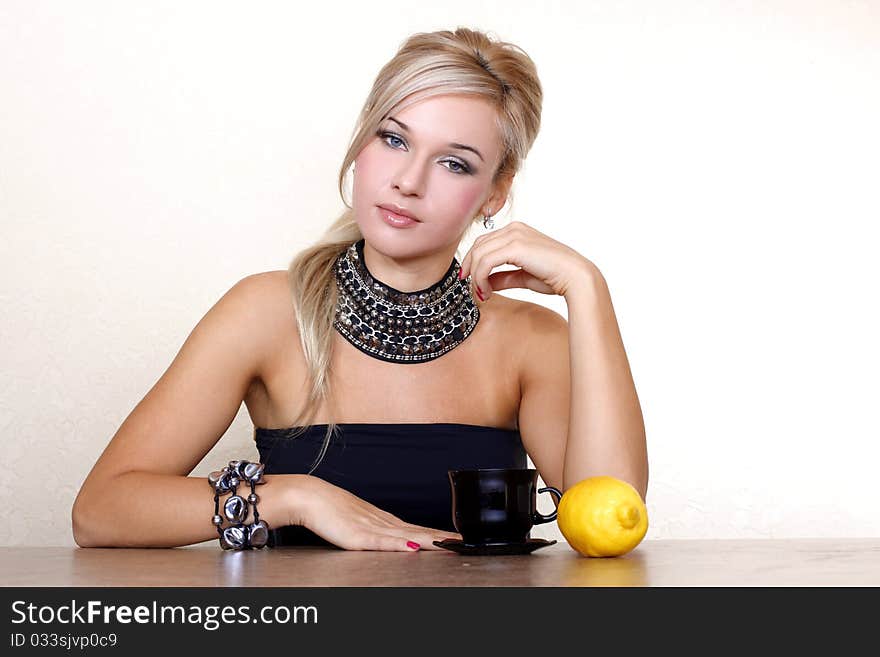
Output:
(352, 93), (506, 259)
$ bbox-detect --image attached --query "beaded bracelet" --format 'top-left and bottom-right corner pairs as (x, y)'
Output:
(208, 460), (270, 550)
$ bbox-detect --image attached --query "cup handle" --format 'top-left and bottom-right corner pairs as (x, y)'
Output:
(533, 486), (563, 524)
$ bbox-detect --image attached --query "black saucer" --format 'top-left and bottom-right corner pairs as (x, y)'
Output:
(432, 537), (557, 556)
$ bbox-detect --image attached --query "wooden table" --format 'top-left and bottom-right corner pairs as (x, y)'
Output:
(3, 538), (878, 586)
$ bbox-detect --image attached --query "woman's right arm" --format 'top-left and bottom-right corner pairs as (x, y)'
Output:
(71, 272), (462, 550)
(70, 273), (308, 548)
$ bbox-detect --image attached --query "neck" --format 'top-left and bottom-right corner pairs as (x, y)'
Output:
(360, 239), (458, 293)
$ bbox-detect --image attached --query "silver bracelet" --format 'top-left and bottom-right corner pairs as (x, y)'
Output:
(208, 460), (270, 550)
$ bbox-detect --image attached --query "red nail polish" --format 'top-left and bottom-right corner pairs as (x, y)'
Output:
(476, 289), (484, 301)
(458, 269), (463, 280)
(407, 541), (421, 550)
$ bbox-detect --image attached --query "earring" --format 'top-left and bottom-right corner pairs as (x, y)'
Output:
(482, 212), (495, 230)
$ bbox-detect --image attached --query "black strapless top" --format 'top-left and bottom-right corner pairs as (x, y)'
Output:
(254, 423), (526, 547)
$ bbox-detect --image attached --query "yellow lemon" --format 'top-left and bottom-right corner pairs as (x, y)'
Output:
(557, 476), (648, 557)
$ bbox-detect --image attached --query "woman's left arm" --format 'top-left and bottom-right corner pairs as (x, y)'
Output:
(460, 221), (648, 500)
(561, 263), (648, 499)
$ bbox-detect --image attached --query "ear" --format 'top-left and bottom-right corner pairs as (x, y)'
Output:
(482, 173), (514, 217)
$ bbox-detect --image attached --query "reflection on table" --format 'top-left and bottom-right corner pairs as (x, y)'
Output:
(2, 538), (878, 587)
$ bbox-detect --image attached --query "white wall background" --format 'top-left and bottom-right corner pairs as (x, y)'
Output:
(1, 1), (878, 547)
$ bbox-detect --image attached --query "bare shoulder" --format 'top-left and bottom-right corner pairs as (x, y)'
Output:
(491, 293), (568, 335)
(237, 269), (288, 295)
(490, 294), (569, 381)
(229, 269), (298, 364)
(237, 270), (293, 315)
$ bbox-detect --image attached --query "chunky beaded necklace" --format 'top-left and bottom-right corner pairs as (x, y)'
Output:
(333, 238), (480, 364)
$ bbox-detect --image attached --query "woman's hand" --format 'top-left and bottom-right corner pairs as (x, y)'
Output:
(296, 476), (462, 551)
(458, 221), (596, 300)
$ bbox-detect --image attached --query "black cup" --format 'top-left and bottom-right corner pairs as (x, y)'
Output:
(448, 468), (563, 544)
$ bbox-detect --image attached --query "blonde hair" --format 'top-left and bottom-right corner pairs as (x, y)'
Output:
(280, 27), (543, 472)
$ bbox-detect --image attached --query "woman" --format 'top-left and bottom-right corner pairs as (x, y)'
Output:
(72, 27), (648, 552)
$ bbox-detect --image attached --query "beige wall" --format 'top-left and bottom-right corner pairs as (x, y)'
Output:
(2, 0), (878, 546)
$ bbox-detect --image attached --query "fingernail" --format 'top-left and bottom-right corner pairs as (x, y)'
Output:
(476, 289), (484, 301)
(458, 269), (463, 280)
(407, 541), (421, 550)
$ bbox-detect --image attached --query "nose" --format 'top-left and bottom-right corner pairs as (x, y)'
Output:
(391, 158), (426, 196)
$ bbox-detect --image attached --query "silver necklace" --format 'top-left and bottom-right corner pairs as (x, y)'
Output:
(333, 239), (480, 363)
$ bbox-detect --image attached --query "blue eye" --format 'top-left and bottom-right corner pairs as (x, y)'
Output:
(383, 133), (405, 148)
(444, 160), (467, 174)
(378, 131), (405, 149)
(376, 130), (472, 175)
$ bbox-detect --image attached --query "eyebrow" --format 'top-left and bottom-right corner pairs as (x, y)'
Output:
(386, 117), (485, 162)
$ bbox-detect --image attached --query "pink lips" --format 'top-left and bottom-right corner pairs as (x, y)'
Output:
(377, 205), (419, 228)
(377, 204), (420, 222)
